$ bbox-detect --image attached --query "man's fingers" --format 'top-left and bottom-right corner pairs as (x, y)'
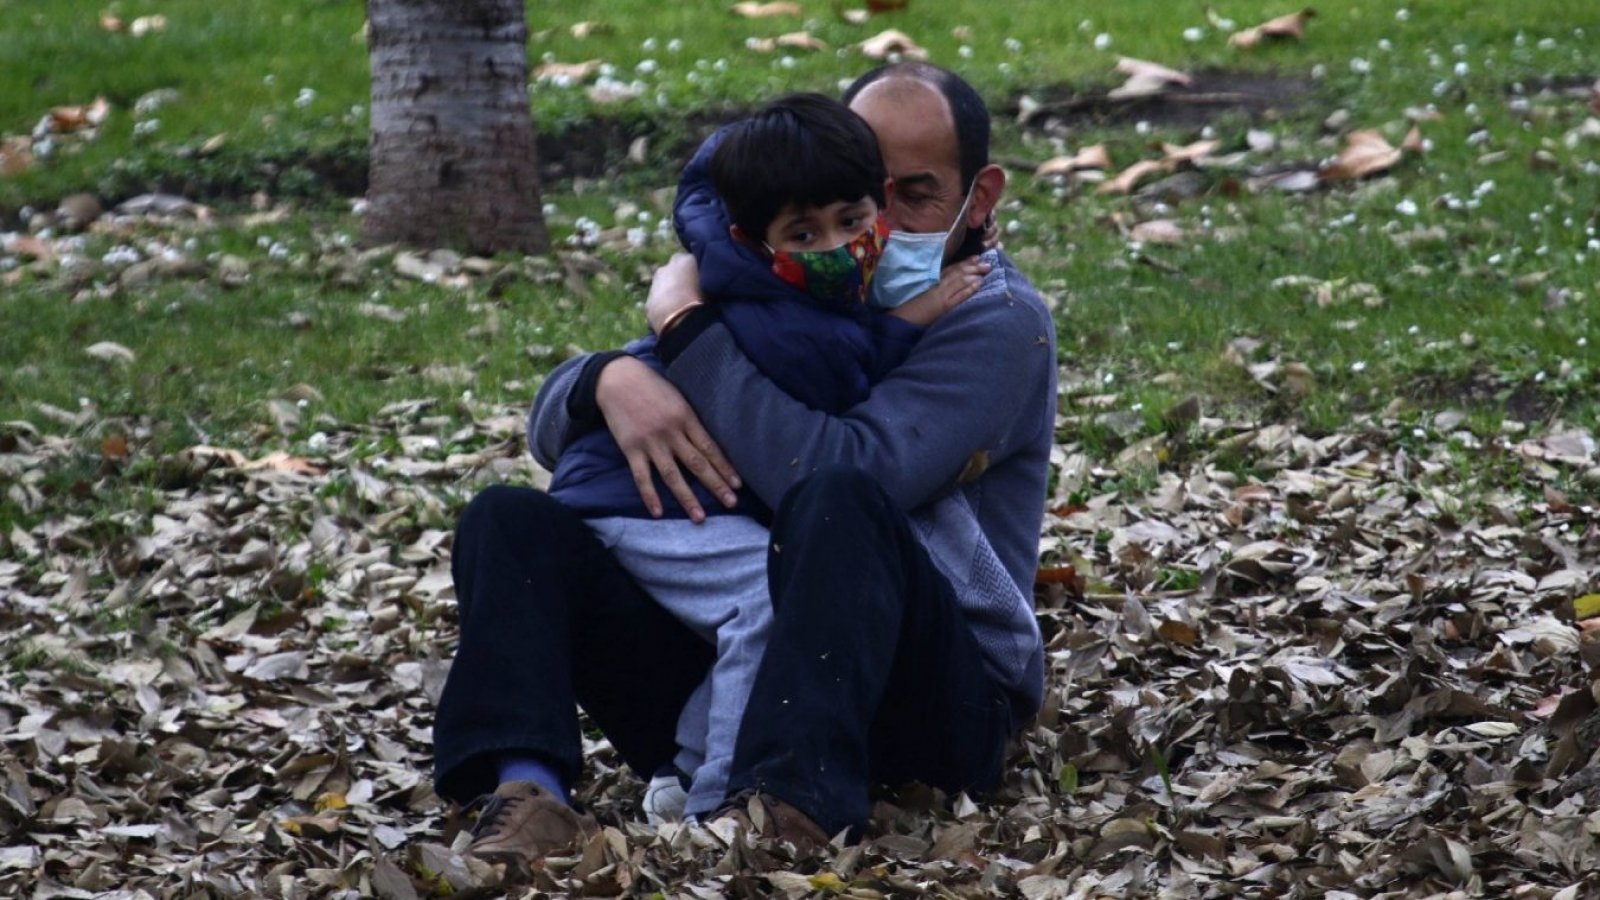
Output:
(650, 445), (706, 523)
(625, 453), (664, 519)
(685, 424), (742, 501)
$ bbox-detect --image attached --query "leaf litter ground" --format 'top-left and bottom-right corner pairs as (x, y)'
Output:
(1, 373), (1597, 897)
(3, 34), (1599, 898)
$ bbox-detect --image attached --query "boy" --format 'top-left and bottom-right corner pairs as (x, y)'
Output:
(521, 94), (983, 822)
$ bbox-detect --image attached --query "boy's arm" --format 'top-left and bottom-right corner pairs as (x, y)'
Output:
(654, 260), (1056, 511)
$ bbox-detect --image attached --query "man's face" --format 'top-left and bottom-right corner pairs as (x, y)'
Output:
(848, 79), (967, 240)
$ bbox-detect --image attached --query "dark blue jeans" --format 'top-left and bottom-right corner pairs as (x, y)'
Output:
(723, 466), (1015, 836)
(433, 468), (1015, 837)
(433, 485), (714, 803)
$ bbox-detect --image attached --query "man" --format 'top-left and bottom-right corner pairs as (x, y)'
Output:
(433, 61), (1057, 860)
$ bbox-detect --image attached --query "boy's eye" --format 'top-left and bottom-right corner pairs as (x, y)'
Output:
(789, 230), (815, 244)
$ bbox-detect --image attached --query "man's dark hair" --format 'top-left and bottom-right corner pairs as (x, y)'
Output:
(710, 93), (887, 242)
(842, 61), (991, 191)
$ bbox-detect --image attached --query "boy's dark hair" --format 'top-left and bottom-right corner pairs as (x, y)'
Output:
(711, 93), (886, 242)
(842, 62), (990, 193)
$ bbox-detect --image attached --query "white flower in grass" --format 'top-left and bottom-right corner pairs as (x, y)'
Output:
(1094, 33), (1112, 50)
(295, 87), (316, 108)
(1183, 27), (1204, 43)
(958, 45), (973, 59)
(1454, 61), (1469, 77)
(1396, 199), (1418, 216)
(1350, 57), (1372, 75)
(1350, 361), (1367, 373)
(668, 39), (682, 53)
(1396, 8), (1411, 21)
(1005, 37), (1023, 52)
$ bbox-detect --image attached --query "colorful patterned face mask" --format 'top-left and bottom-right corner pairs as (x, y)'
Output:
(767, 215), (889, 312)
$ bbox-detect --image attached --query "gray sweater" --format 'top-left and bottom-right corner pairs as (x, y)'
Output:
(529, 250), (1057, 718)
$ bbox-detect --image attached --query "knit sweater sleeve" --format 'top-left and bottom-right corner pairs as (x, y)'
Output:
(526, 338), (653, 470)
(663, 257), (1056, 512)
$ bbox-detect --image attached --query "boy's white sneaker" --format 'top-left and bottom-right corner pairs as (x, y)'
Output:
(643, 772), (689, 825)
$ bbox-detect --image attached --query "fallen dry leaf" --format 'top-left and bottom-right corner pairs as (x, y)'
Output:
(5, 234), (53, 262)
(1096, 159), (1172, 195)
(1401, 124), (1425, 153)
(49, 97), (112, 133)
(1129, 219), (1188, 244)
(535, 60), (602, 82)
(1035, 144), (1112, 178)
(98, 11), (124, 32)
(1230, 8), (1316, 48)
(858, 28), (927, 60)
(1109, 57), (1193, 100)
(748, 31), (828, 52)
(1319, 128), (1402, 181)
(1160, 138), (1221, 164)
(0, 136), (33, 176)
(731, 1), (803, 16)
(569, 21), (612, 38)
(84, 341), (136, 365)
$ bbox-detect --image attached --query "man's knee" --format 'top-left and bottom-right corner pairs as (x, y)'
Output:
(457, 484), (577, 549)
(780, 465), (893, 524)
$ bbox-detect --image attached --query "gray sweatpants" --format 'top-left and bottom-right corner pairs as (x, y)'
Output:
(585, 515), (771, 817)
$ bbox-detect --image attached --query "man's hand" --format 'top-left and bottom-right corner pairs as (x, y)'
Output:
(594, 356), (741, 522)
(646, 252), (703, 335)
(886, 257), (991, 328)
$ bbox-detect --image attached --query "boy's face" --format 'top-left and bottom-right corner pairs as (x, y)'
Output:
(764, 197), (879, 254)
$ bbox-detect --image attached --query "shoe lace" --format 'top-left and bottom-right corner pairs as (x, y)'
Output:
(466, 792), (523, 840)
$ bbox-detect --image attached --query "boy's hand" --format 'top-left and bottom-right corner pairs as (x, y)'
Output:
(980, 214), (1002, 252)
(886, 257), (991, 328)
(646, 252), (704, 334)
(595, 356), (741, 523)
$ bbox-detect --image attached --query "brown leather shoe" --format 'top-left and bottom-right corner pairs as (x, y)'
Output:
(711, 790), (831, 851)
(465, 781), (597, 864)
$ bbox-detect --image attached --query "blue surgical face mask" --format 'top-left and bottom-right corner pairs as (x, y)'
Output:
(868, 186), (975, 309)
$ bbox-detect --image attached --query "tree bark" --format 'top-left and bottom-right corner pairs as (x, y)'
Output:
(363, 0), (548, 254)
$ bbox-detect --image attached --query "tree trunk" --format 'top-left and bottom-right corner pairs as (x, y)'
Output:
(363, 0), (548, 254)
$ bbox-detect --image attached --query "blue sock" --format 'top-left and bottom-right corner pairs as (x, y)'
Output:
(495, 755), (569, 804)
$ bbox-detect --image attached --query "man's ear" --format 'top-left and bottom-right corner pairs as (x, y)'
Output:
(729, 223), (751, 244)
(965, 164), (1007, 231)
(881, 176), (897, 214)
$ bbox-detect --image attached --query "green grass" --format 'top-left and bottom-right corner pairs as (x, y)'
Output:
(2, 0), (1597, 474)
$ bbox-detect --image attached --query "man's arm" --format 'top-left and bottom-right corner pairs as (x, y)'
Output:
(525, 326), (740, 519)
(657, 260), (1056, 512)
(526, 352), (610, 471)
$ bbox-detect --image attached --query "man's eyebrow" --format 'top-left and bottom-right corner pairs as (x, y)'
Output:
(894, 172), (940, 193)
